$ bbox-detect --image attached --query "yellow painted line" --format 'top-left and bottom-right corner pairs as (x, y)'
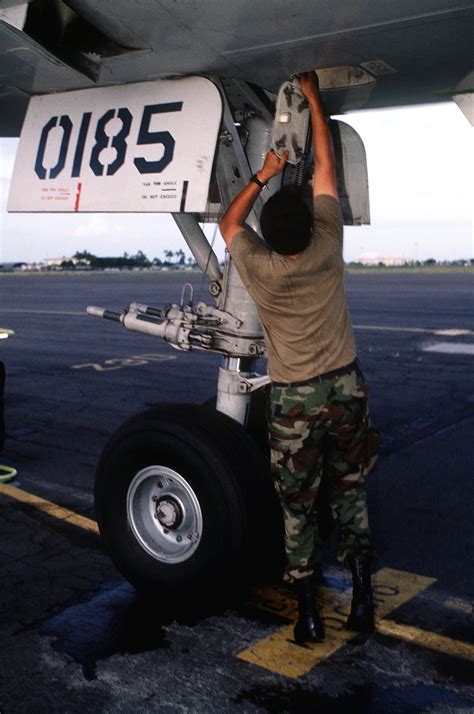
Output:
(0, 482), (99, 535)
(377, 619), (474, 662)
(237, 568), (437, 678)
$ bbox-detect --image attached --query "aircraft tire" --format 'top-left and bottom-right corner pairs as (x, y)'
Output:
(95, 404), (282, 601)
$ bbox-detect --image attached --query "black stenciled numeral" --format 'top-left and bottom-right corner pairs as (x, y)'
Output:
(90, 107), (133, 176)
(71, 112), (92, 178)
(107, 108), (133, 175)
(34, 115), (73, 180)
(134, 102), (183, 174)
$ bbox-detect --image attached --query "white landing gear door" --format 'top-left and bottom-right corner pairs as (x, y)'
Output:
(8, 76), (222, 214)
(330, 119), (370, 226)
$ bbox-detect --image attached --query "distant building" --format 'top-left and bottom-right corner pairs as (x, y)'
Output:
(20, 262), (39, 271)
(40, 256), (88, 270)
(42, 257), (64, 268)
(42, 257), (75, 268)
(355, 253), (410, 266)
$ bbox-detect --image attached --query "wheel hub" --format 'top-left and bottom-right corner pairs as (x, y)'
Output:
(127, 465), (203, 564)
(155, 496), (183, 529)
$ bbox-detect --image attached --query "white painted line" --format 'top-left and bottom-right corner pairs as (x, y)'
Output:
(0, 309), (85, 316)
(71, 353), (176, 371)
(2, 309), (474, 354)
(443, 596), (473, 615)
(353, 324), (473, 336)
(434, 329), (473, 337)
(423, 342), (474, 355)
(1, 312), (472, 339)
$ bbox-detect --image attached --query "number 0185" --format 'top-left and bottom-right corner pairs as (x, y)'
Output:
(34, 102), (183, 180)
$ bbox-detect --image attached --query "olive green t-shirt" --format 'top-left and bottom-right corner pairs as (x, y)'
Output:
(230, 194), (356, 383)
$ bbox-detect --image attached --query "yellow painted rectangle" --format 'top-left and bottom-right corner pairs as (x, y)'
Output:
(248, 584), (297, 620)
(0, 482), (99, 534)
(372, 568), (437, 616)
(238, 568), (437, 678)
(238, 623), (354, 679)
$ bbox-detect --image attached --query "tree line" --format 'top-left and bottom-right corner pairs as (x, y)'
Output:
(62, 249), (196, 270)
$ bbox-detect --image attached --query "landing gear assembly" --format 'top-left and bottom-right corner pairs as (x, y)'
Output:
(89, 75), (368, 598)
(89, 79), (289, 598)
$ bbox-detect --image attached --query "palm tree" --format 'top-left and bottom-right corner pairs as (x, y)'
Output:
(175, 249), (186, 265)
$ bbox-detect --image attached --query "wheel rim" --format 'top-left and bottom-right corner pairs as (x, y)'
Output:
(127, 465), (203, 563)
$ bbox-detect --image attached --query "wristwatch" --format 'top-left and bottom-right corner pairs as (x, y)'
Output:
(250, 174), (268, 189)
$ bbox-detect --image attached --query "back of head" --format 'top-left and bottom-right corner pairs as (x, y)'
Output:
(260, 187), (313, 255)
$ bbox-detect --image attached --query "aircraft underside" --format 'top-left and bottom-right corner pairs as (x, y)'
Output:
(0, 0), (473, 136)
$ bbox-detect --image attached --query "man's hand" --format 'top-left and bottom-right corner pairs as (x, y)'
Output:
(298, 70), (337, 199)
(299, 71), (320, 103)
(258, 150), (288, 184)
(220, 150), (288, 251)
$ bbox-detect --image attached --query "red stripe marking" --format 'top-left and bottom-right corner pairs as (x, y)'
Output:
(74, 182), (82, 212)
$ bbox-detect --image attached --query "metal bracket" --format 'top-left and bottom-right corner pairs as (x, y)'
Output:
(217, 364), (270, 402)
(238, 374), (272, 394)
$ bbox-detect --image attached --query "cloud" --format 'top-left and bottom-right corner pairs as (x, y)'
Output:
(0, 138), (18, 181)
(73, 215), (110, 238)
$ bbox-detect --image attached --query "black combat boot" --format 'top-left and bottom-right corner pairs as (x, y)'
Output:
(345, 552), (375, 633)
(293, 579), (325, 644)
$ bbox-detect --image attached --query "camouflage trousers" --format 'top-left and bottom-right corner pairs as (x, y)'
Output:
(268, 363), (379, 583)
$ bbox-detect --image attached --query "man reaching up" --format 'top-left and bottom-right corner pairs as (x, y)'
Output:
(220, 71), (378, 644)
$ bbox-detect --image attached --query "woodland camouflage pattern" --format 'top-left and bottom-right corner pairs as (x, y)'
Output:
(268, 367), (379, 583)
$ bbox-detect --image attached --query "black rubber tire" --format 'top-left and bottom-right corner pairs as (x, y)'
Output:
(95, 404), (283, 599)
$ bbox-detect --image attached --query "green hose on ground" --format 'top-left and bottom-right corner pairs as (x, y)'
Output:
(0, 465), (17, 483)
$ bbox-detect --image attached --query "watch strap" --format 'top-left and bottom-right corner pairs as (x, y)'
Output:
(250, 174), (267, 189)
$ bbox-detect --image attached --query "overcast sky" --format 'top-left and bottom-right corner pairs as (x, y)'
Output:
(0, 101), (472, 264)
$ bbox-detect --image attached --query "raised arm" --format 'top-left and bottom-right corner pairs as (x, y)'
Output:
(299, 72), (338, 200)
(219, 150), (288, 250)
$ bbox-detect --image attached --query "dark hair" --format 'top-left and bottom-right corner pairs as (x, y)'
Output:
(260, 187), (313, 255)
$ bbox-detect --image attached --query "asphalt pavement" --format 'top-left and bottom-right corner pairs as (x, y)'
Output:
(0, 269), (473, 713)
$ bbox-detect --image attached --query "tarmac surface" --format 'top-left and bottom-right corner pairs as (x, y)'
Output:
(0, 269), (473, 713)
